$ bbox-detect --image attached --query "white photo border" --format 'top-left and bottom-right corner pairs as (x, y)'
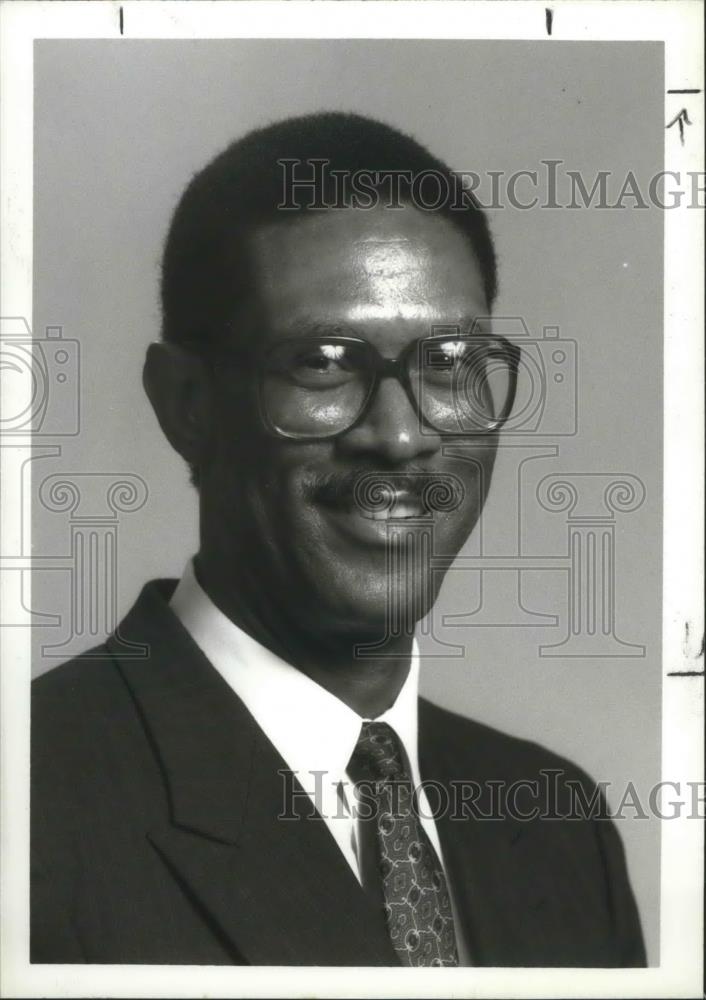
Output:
(1, 1), (703, 997)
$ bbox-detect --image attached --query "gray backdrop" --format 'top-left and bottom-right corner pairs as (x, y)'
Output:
(31, 40), (662, 962)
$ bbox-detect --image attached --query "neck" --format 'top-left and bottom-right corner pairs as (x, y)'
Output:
(193, 551), (414, 718)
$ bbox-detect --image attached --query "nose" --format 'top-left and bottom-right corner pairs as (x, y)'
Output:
(336, 375), (442, 464)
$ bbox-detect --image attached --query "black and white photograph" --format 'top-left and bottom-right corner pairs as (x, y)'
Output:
(0, 2), (703, 997)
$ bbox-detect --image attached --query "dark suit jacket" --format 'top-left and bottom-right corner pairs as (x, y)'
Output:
(31, 579), (646, 966)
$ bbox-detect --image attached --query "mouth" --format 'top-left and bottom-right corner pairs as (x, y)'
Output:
(312, 476), (460, 549)
(316, 494), (434, 548)
(358, 487), (433, 521)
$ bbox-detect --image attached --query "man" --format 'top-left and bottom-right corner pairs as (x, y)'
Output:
(31, 112), (646, 967)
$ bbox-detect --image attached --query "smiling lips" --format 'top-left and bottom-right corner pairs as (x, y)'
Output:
(361, 487), (432, 521)
(310, 471), (466, 553)
(318, 485), (433, 520)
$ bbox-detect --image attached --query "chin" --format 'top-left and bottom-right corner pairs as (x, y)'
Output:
(303, 565), (438, 639)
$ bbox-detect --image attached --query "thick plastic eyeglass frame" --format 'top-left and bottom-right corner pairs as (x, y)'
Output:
(257, 333), (521, 442)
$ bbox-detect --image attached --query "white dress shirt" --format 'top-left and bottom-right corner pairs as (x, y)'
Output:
(169, 559), (449, 885)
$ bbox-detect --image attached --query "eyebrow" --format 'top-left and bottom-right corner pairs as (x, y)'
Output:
(282, 318), (358, 338)
(278, 315), (493, 338)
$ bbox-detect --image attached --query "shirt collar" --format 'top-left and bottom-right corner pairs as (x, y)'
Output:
(170, 560), (421, 796)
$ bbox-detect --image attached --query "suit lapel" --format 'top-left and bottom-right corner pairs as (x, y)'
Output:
(108, 581), (396, 966)
(418, 699), (550, 965)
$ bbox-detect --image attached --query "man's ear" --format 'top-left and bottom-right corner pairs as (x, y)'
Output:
(142, 342), (214, 468)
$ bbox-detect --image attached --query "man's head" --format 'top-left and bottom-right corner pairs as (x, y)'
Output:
(144, 112), (512, 644)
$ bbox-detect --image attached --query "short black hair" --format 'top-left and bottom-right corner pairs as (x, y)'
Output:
(160, 111), (497, 349)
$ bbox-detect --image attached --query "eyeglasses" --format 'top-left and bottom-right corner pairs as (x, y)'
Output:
(252, 333), (520, 441)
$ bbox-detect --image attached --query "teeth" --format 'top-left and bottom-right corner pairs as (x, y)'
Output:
(367, 497), (428, 520)
(392, 501), (426, 518)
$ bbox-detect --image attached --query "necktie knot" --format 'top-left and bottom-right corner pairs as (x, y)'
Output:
(350, 721), (405, 782)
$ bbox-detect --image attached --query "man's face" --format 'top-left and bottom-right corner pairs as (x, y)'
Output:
(201, 205), (497, 637)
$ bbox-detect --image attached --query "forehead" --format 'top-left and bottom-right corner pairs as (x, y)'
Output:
(245, 205), (488, 340)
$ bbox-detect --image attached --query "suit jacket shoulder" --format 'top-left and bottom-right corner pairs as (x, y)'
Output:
(31, 647), (176, 963)
(420, 696), (598, 790)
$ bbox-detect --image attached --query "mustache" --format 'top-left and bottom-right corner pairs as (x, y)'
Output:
(306, 468), (466, 514)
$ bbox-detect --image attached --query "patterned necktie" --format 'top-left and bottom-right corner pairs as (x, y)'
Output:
(348, 720), (459, 967)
